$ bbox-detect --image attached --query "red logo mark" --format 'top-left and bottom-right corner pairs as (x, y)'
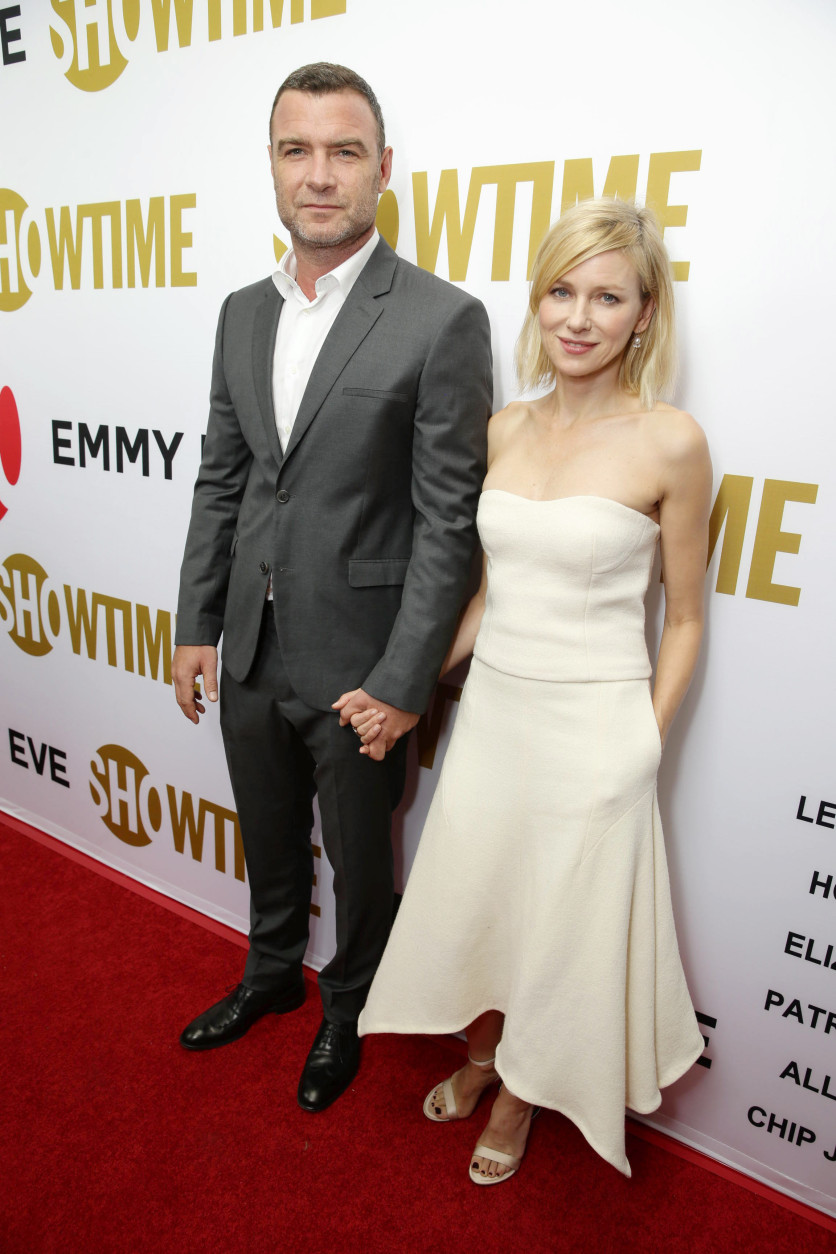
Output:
(0, 387), (22, 520)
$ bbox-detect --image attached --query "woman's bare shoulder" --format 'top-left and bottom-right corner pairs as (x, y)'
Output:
(646, 404), (709, 464)
(487, 400), (531, 454)
(490, 399), (533, 428)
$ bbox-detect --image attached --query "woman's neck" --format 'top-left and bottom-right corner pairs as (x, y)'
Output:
(542, 369), (638, 427)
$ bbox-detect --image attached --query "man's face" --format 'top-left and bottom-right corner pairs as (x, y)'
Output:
(268, 89), (392, 253)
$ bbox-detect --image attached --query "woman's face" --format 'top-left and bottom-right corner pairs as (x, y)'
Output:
(538, 249), (654, 383)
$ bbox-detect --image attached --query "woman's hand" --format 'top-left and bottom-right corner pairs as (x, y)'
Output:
(332, 688), (417, 760)
(351, 708), (386, 743)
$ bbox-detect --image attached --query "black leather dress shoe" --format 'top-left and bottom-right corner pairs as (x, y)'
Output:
(179, 979), (306, 1051)
(297, 1018), (361, 1112)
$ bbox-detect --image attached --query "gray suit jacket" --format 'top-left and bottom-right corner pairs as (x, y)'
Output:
(175, 238), (493, 714)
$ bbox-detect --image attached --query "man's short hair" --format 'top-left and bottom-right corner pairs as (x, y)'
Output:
(270, 63), (386, 156)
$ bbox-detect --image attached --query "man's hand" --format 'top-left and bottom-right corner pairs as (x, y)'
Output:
(332, 688), (419, 761)
(173, 645), (219, 724)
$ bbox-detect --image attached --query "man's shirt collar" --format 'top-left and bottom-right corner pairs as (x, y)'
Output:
(272, 231), (379, 307)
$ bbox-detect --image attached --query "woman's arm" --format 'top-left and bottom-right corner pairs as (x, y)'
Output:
(653, 413), (713, 744)
(439, 551), (488, 676)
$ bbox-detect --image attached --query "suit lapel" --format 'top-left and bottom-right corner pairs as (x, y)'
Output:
(281, 239), (398, 463)
(252, 283), (284, 467)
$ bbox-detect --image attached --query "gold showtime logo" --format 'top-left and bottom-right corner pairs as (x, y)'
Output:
(89, 742), (245, 877)
(0, 553), (174, 681)
(49, 0), (347, 93)
(412, 152), (702, 283)
(0, 189), (196, 312)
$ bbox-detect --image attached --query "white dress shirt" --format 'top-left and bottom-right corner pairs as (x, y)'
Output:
(270, 230), (379, 453)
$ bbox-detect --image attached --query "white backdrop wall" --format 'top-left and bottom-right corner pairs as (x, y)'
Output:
(1, 0), (835, 1218)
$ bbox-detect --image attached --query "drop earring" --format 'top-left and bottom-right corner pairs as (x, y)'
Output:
(632, 334), (642, 348)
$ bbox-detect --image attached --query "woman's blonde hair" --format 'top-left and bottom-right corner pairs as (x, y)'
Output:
(515, 198), (676, 410)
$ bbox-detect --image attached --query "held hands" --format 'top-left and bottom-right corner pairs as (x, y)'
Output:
(332, 688), (419, 761)
(172, 645), (219, 724)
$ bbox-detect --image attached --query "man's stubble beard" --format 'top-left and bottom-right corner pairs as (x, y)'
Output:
(275, 184), (379, 253)
(287, 214), (376, 251)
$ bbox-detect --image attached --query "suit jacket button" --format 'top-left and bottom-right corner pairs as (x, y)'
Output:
(259, 561), (268, 574)
(276, 489), (290, 503)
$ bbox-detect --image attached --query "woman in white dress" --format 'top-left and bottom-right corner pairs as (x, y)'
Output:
(349, 199), (712, 1184)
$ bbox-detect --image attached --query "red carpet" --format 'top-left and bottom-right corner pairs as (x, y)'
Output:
(1, 816), (834, 1254)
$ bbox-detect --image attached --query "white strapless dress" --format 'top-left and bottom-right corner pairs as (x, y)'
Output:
(358, 492), (704, 1176)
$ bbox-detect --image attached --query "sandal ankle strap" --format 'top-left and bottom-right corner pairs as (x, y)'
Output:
(467, 1052), (496, 1067)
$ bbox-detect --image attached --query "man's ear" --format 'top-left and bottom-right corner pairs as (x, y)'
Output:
(378, 146), (393, 194)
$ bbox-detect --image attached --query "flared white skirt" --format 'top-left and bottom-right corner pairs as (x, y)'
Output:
(359, 659), (704, 1175)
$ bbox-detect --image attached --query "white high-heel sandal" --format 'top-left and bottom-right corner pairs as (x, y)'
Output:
(469, 1099), (540, 1186)
(422, 1053), (498, 1123)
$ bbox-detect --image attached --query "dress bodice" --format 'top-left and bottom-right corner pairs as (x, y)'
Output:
(473, 491), (660, 681)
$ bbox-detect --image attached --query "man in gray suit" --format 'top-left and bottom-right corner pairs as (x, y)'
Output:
(172, 63), (492, 1111)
